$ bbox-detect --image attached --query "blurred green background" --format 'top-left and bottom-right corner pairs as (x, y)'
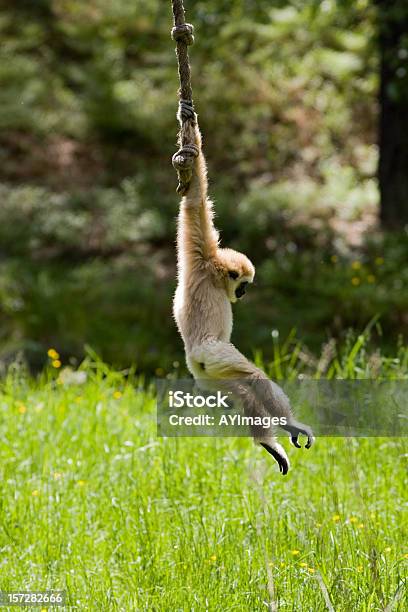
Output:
(0, 0), (407, 374)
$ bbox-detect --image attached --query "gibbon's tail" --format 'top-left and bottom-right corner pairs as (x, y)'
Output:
(176, 122), (219, 266)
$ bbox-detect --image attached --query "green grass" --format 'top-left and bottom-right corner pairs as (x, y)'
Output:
(0, 343), (407, 611)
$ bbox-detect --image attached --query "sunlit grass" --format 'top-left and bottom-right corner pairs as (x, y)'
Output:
(0, 342), (406, 610)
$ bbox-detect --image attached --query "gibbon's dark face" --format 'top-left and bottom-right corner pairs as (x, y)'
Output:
(235, 280), (248, 299)
(227, 270), (253, 303)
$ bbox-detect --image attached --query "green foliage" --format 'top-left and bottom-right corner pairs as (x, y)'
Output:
(0, 1), (406, 371)
(0, 181), (174, 372)
(0, 180), (406, 372)
(0, 181), (165, 254)
(252, 233), (407, 349)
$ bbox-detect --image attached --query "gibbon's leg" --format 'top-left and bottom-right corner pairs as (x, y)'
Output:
(190, 340), (314, 474)
(217, 377), (291, 475)
(249, 377), (315, 450)
(191, 339), (314, 445)
(259, 442), (290, 475)
(207, 373), (291, 475)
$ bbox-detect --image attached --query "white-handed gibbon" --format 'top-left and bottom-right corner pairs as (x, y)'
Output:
(173, 116), (314, 475)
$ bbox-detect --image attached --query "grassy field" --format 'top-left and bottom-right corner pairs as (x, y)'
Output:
(0, 345), (407, 611)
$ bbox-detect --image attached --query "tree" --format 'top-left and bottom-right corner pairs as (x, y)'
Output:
(376, 0), (408, 228)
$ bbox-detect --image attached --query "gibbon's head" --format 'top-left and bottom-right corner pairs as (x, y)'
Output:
(216, 248), (255, 304)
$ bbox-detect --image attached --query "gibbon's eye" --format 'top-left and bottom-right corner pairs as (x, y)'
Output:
(235, 281), (248, 299)
(228, 271), (239, 280)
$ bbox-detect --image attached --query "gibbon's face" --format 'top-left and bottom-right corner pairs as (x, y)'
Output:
(227, 270), (254, 303)
(217, 248), (255, 304)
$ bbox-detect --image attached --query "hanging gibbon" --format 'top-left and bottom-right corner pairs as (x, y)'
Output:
(173, 117), (314, 475)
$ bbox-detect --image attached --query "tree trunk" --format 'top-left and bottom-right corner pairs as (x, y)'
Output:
(377, 1), (408, 229)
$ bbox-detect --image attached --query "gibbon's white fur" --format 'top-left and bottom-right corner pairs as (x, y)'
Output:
(173, 122), (314, 474)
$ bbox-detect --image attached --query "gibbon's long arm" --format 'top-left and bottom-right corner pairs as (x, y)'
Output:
(176, 122), (219, 269)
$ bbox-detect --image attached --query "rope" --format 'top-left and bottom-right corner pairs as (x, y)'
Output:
(171, 0), (198, 195)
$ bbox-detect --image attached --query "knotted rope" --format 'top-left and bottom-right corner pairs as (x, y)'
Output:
(171, 0), (199, 195)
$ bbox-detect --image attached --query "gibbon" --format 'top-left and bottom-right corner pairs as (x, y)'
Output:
(173, 118), (314, 475)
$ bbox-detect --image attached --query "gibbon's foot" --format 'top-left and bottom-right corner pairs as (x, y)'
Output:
(282, 422), (315, 450)
(260, 442), (289, 475)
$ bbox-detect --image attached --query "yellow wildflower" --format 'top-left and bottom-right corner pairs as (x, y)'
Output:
(32, 490), (39, 497)
(332, 514), (341, 522)
(349, 517), (358, 523)
(52, 359), (61, 368)
(210, 554), (217, 562)
(308, 567), (315, 574)
(351, 261), (361, 270)
(358, 523), (364, 529)
(18, 404), (27, 414)
(47, 348), (59, 359)
(113, 390), (122, 399)
(53, 472), (62, 480)
(291, 550), (300, 556)
(384, 547), (391, 553)
(76, 480), (86, 487)
(299, 562), (308, 568)
(351, 277), (360, 286)
(357, 565), (363, 572)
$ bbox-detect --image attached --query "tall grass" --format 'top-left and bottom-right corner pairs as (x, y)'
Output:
(0, 340), (406, 610)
